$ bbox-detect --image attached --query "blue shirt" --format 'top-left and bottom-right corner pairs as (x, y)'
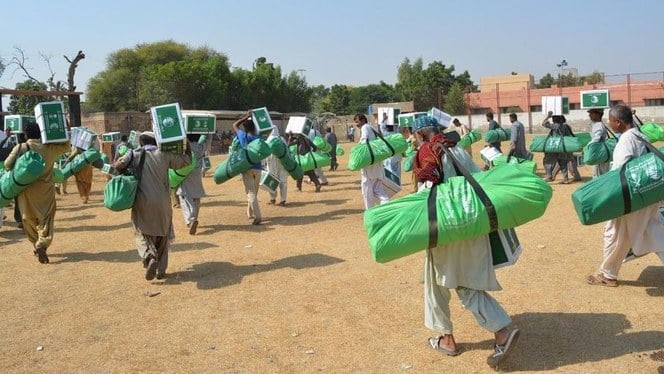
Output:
(236, 129), (262, 170)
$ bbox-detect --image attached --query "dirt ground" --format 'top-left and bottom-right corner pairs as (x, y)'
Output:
(1, 138), (663, 374)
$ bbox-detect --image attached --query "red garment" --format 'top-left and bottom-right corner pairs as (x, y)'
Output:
(413, 133), (458, 184)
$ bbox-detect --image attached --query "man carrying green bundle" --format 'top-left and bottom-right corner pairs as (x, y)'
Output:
(411, 116), (520, 368)
(508, 113), (530, 160)
(266, 127), (289, 206)
(288, 133), (322, 193)
(232, 112), (264, 225)
(485, 112), (502, 153)
(586, 104), (664, 287)
(451, 118), (472, 156)
(176, 134), (206, 235)
(3, 122), (71, 264)
(114, 132), (191, 280)
(355, 114), (389, 209)
(541, 112), (575, 183)
(587, 108), (610, 177)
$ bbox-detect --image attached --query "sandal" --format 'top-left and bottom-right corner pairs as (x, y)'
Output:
(427, 335), (459, 356)
(487, 328), (520, 367)
(586, 274), (618, 287)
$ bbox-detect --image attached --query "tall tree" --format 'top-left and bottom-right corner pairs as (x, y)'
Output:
(443, 82), (467, 115)
(536, 73), (555, 88)
(7, 80), (48, 115)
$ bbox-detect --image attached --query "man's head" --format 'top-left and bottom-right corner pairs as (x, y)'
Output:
(139, 131), (157, 146)
(121, 134), (128, 142)
(608, 104), (633, 133)
(354, 114), (367, 127)
(23, 121), (41, 140)
(588, 108), (604, 122)
(509, 113), (517, 122)
(326, 127), (332, 133)
(552, 115), (566, 124)
(452, 118), (461, 127)
(241, 118), (257, 133)
(486, 112), (494, 121)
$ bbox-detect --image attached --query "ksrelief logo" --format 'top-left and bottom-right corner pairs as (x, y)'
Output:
(162, 117), (175, 128)
(590, 95), (599, 104)
(48, 114), (61, 130)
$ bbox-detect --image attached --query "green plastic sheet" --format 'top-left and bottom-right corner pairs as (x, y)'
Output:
(484, 128), (511, 143)
(575, 132), (592, 147)
(347, 134), (408, 171)
(491, 155), (537, 174)
(529, 135), (582, 153)
(458, 130), (482, 149)
(213, 139), (271, 185)
(640, 122), (664, 142)
(365, 166), (553, 263)
(268, 137), (303, 180)
(103, 174), (139, 212)
(583, 138), (617, 165)
(296, 151), (330, 172)
(312, 136), (332, 153)
(168, 154), (197, 188)
(336, 144), (345, 156)
(571, 147), (664, 225)
(0, 151), (46, 208)
(61, 148), (102, 179)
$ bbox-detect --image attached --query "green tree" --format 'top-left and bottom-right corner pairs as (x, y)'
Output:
(442, 82), (467, 115)
(348, 82), (397, 114)
(7, 80), (49, 115)
(584, 71), (604, 85)
(320, 85), (351, 115)
(536, 73), (555, 88)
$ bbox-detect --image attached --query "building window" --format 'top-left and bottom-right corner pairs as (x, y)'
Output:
(644, 98), (664, 106)
(569, 103), (580, 110)
(470, 107), (491, 115)
(530, 105), (542, 112)
(501, 106), (522, 113)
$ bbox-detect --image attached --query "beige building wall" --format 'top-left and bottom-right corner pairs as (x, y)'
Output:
(480, 74), (534, 92)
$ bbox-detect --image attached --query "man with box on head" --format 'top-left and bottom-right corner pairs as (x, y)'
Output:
(355, 114), (389, 209)
(3, 121), (71, 264)
(66, 144), (94, 204)
(266, 127), (289, 206)
(232, 112), (263, 225)
(412, 116), (520, 368)
(541, 112), (574, 183)
(587, 108), (610, 177)
(486, 112), (502, 153)
(308, 126), (328, 185)
(586, 104), (664, 287)
(288, 132), (322, 193)
(177, 134), (206, 235)
(325, 127), (338, 171)
(114, 131), (191, 280)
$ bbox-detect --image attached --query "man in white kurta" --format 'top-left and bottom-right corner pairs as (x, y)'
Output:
(355, 114), (389, 209)
(177, 134), (206, 235)
(587, 108), (611, 177)
(587, 105), (664, 287)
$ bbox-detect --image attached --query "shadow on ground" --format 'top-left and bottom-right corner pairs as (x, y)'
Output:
(52, 242), (217, 263)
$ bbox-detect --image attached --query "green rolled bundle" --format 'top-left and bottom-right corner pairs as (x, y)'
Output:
(403, 153), (416, 172)
(491, 155), (537, 174)
(268, 137), (303, 180)
(348, 133), (408, 171)
(365, 166), (553, 263)
(168, 154), (197, 188)
(529, 135), (582, 153)
(640, 122), (664, 142)
(336, 144), (345, 156)
(312, 136), (332, 153)
(296, 151), (331, 172)
(0, 150), (46, 208)
(575, 132), (592, 148)
(53, 168), (64, 183)
(117, 144), (130, 157)
(91, 152), (111, 170)
(62, 148), (102, 179)
(458, 130), (482, 149)
(583, 138), (617, 165)
(484, 128), (511, 144)
(213, 139), (271, 185)
(572, 147), (664, 225)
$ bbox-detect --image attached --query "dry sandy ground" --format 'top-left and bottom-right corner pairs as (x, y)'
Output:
(1, 139), (663, 374)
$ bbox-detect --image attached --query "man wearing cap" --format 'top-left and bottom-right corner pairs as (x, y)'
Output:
(354, 114), (389, 209)
(114, 131), (191, 280)
(411, 116), (520, 368)
(587, 108), (610, 177)
(452, 118), (472, 156)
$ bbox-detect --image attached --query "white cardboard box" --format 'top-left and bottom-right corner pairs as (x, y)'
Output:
(377, 107), (401, 125)
(259, 170), (280, 193)
(397, 112), (426, 127)
(480, 146), (502, 163)
(490, 228), (522, 269)
(427, 107), (452, 128)
(285, 116), (312, 135)
(183, 113), (216, 134)
(150, 103), (186, 144)
(34, 101), (69, 144)
(541, 96), (570, 115)
(382, 167), (402, 197)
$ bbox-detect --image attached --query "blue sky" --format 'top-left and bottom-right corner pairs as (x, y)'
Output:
(1, 0), (663, 99)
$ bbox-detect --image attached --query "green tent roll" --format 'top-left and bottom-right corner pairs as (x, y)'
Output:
(91, 152), (110, 170)
(491, 155), (537, 174)
(403, 153), (415, 172)
(103, 174), (139, 212)
(571, 146), (664, 225)
(296, 151), (331, 172)
(61, 148), (102, 179)
(483, 128), (511, 144)
(583, 138), (617, 165)
(336, 144), (345, 156)
(53, 168), (64, 183)
(575, 132), (592, 148)
(458, 130), (482, 149)
(365, 166), (553, 263)
(267, 137), (304, 180)
(529, 135), (582, 153)
(0, 150), (46, 208)
(168, 154), (197, 188)
(213, 139), (271, 184)
(640, 122), (664, 142)
(347, 133), (407, 171)
(312, 136), (332, 153)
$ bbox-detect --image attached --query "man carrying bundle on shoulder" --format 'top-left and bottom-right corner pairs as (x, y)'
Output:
(354, 114), (389, 209)
(541, 112), (575, 183)
(233, 112), (264, 225)
(587, 108), (610, 177)
(412, 116), (520, 368)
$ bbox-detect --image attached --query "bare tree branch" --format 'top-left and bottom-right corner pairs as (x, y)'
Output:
(9, 47), (41, 84)
(39, 51), (57, 88)
(64, 51), (85, 92)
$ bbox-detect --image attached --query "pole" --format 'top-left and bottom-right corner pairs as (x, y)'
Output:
(627, 74), (632, 107)
(495, 83), (500, 124)
(526, 86), (532, 134)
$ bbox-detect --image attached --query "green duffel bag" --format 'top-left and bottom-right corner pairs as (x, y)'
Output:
(640, 122), (664, 142)
(491, 155), (537, 174)
(529, 135), (582, 153)
(53, 168), (64, 183)
(575, 132), (592, 148)
(365, 165), (553, 263)
(336, 144), (345, 156)
(0, 148), (46, 208)
(312, 136), (332, 153)
(268, 137), (303, 180)
(103, 151), (146, 212)
(62, 148), (102, 179)
(296, 151), (330, 172)
(168, 154), (197, 189)
(583, 138), (618, 165)
(484, 128), (511, 143)
(348, 133), (408, 171)
(458, 130), (482, 149)
(213, 139), (271, 185)
(571, 144), (664, 225)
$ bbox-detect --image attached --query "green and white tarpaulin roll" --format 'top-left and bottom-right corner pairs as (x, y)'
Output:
(403, 153), (416, 172)
(347, 133), (408, 171)
(267, 137), (303, 180)
(91, 152), (111, 170)
(572, 146), (664, 225)
(0, 151), (46, 207)
(61, 148), (102, 179)
(168, 154), (197, 189)
(458, 130), (482, 149)
(640, 122), (664, 143)
(296, 151), (331, 172)
(312, 136), (332, 153)
(529, 135), (582, 153)
(365, 166), (553, 263)
(213, 139), (271, 185)
(583, 138), (617, 165)
(483, 128), (511, 144)
(53, 168), (64, 183)
(491, 155), (537, 174)
(336, 144), (345, 156)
